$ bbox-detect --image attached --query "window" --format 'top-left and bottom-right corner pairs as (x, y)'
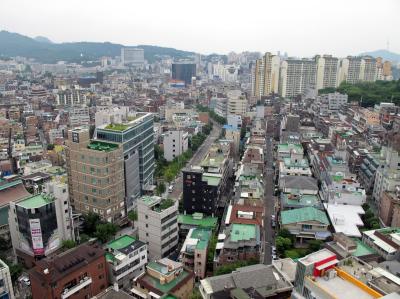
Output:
(146, 224), (148, 228)
(145, 215), (148, 219)
(302, 224), (312, 230)
(146, 233), (149, 237)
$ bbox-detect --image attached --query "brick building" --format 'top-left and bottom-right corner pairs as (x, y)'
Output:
(29, 244), (108, 299)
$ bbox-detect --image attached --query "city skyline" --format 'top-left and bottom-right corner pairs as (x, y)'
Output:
(1, 0), (399, 56)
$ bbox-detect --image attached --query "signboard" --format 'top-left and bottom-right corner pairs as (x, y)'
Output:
(29, 219), (44, 255)
(72, 132), (80, 143)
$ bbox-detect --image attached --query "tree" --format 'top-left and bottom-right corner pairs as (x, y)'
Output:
(156, 182), (166, 196)
(277, 228), (294, 243)
(95, 223), (118, 243)
(189, 289), (203, 299)
(308, 240), (323, 252)
(79, 233), (90, 244)
(128, 210), (138, 228)
(62, 239), (76, 249)
(0, 236), (10, 251)
(276, 236), (292, 255)
(47, 144), (55, 150)
(207, 235), (218, 270)
(82, 212), (101, 236)
(8, 263), (23, 283)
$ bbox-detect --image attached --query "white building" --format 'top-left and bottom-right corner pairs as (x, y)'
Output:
(137, 196), (179, 259)
(227, 90), (247, 116)
(314, 92), (348, 116)
(56, 87), (87, 107)
(214, 97), (228, 118)
(212, 63), (239, 82)
(105, 235), (147, 289)
(94, 106), (129, 127)
(69, 107), (90, 127)
(227, 114), (242, 130)
(252, 52), (280, 98)
(163, 130), (189, 161)
(121, 47), (144, 66)
(0, 259), (14, 299)
(279, 59), (317, 99)
(316, 55), (340, 90)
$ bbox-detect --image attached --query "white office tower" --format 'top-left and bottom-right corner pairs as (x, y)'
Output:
(121, 47), (145, 66)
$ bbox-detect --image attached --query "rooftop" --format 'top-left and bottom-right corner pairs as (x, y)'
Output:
(353, 239), (377, 257)
(202, 173), (221, 186)
(107, 235), (136, 251)
(139, 196), (176, 212)
(299, 249), (336, 266)
(177, 213), (218, 229)
(104, 123), (129, 131)
(324, 203), (365, 238)
(17, 194), (53, 209)
(230, 224), (256, 242)
(87, 140), (119, 152)
(280, 207), (329, 225)
(281, 193), (322, 209)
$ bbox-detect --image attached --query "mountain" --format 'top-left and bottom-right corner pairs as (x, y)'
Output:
(360, 49), (400, 63)
(0, 30), (195, 63)
(34, 36), (53, 44)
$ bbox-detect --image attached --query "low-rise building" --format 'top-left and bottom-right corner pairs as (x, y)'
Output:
(0, 259), (15, 299)
(105, 235), (147, 289)
(177, 213), (218, 242)
(179, 228), (211, 279)
(137, 196), (178, 260)
(199, 263), (293, 299)
(362, 228), (400, 261)
(379, 188), (400, 227)
(29, 244), (108, 299)
(280, 207), (331, 242)
(131, 259), (194, 299)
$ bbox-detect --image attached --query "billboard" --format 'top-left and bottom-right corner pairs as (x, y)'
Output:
(29, 219), (44, 255)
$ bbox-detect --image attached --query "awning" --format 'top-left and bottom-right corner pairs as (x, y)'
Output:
(130, 288), (147, 298)
(315, 259), (339, 271)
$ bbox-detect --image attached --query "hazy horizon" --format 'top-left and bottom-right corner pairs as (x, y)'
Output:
(1, 0), (399, 57)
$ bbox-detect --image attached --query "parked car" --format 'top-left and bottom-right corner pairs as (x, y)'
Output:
(19, 276), (30, 286)
(168, 185), (174, 193)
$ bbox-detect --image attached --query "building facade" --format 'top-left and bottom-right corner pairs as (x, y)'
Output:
(65, 127), (126, 222)
(163, 130), (188, 162)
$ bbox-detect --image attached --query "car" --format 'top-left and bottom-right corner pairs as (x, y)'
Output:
(168, 185), (174, 193)
(271, 246), (276, 253)
(19, 276), (30, 286)
(271, 254), (278, 260)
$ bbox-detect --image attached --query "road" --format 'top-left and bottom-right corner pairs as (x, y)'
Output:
(169, 120), (222, 200)
(263, 135), (275, 265)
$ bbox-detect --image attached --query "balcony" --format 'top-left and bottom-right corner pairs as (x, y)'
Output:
(61, 276), (92, 299)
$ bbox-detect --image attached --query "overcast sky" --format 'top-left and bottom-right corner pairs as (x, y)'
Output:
(1, 0), (399, 57)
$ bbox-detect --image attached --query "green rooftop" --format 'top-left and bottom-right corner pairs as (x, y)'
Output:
(352, 239), (377, 257)
(105, 123), (129, 131)
(87, 140), (119, 152)
(107, 235), (136, 250)
(142, 266), (190, 294)
(190, 228), (212, 250)
(282, 193), (322, 208)
(281, 207), (329, 225)
(178, 213), (218, 229)
(0, 179), (22, 191)
(283, 158), (309, 168)
(17, 194), (53, 209)
(230, 224), (256, 242)
(278, 143), (303, 153)
(201, 154), (225, 168)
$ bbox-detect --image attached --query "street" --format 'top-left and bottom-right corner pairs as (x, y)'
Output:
(169, 120), (222, 200)
(263, 135), (275, 265)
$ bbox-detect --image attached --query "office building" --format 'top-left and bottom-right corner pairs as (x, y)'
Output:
(362, 228), (400, 261)
(163, 130), (189, 162)
(66, 127), (126, 222)
(0, 259), (15, 299)
(105, 235), (147, 289)
(95, 113), (155, 210)
(29, 244), (108, 299)
(182, 142), (232, 216)
(69, 107), (90, 127)
(137, 196), (179, 259)
(171, 63), (196, 86)
(8, 182), (74, 268)
(121, 47), (145, 66)
(131, 259), (194, 299)
(314, 92), (348, 116)
(279, 58), (317, 99)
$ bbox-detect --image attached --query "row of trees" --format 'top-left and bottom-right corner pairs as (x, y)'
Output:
(319, 80), (400, 107)
(361, 203), (380, 230)
(275, 229), (323, 259)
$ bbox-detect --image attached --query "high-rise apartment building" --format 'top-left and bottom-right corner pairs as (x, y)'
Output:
(95, 112), (155, 209)
(252, 52), (280, 98)
(137, 196), (179, 259)
(121, 47), (145, 66)
(171, 63), (196, 86)
(0, 259), (15, 299)
(56, 87), (87, 107)
(65, 127), (126, 222)
(316, 55), (339, 90)
(279, 59), (317, 98)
